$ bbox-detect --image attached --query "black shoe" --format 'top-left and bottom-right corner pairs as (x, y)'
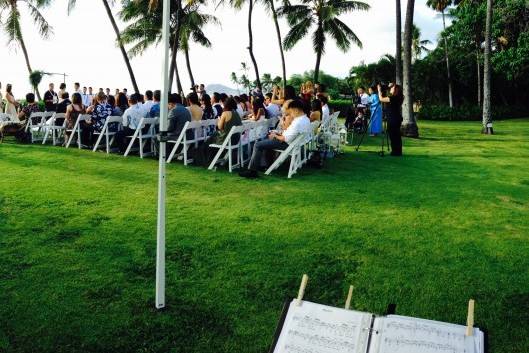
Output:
(390, 152), (402, 157)
(239, 169), (259, 179)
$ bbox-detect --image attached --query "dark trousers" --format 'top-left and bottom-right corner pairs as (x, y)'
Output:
(115, 127), (136, 153)
(388, 119), (402, 155)
(248, 139), (288, 171)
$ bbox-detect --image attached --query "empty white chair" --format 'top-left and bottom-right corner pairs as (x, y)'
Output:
(124, 117), (159, 158)
(42, 113), (66, 145)
(92, 116), (123, 153)
(65, 114), (91, 149)
(208, 124), (247, 173)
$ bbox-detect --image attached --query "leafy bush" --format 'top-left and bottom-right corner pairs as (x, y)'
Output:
(329, 100), (352, 117)
(417, 105), (529, 121)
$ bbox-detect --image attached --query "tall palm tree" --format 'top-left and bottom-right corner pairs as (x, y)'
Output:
(402, 0), (419, 137)
(0, 0), (53, 100)
(395, 0), (403, 85)
(411, 24), (431, 60)
(427, 0), (454, 108)
(481, 0), (492, 133)
(264, 0), (287, 90)
(68, 0), (140, 94)
(279, 0), (369, 83)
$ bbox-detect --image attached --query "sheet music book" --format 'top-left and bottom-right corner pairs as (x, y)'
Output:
(271, 300), (485, 353)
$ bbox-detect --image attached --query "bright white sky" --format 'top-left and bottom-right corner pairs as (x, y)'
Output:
(0, 0), (445, 96)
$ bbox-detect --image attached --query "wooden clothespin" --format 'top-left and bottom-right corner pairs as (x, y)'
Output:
(466, 299), (475, 336)
(345, 285), (354, 310)
(296, 274), (309, 306)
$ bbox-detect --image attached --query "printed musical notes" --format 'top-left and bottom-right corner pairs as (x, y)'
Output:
(273, 300), (372, 353)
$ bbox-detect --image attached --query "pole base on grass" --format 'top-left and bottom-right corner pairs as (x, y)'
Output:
(401, 122), (419, 138)
(481, 123), (494, 135)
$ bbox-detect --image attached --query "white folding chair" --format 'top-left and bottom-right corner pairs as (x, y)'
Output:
(25, 112), (53, 143)
(208, 124), (247, 172)
(124, 117), (159, 158)
(166, 120), (203, 165)
(92, 116), (122, 153)
(65, 114), (91, 149)
(42, 113), (66, 145)
(265, 133), (307, 178)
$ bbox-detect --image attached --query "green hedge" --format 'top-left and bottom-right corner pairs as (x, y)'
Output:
(417, 104), (529, 121)
(329, 100), (352, 117)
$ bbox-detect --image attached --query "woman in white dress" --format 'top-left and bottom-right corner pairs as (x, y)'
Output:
(4, 84), (19, 118)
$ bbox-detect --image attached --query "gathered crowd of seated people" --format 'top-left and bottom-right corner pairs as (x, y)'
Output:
(1, 80), (344, 176)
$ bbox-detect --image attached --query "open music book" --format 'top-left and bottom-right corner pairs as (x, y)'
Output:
(271, 300), (485, 353)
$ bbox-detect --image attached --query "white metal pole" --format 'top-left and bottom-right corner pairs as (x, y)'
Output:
(156, 0), (171, 309)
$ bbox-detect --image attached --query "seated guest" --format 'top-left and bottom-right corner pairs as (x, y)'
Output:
(264, 93), (281, 118)
(167, 93), (192, 140)
(116, 92), (129, 113)
(240, 99), (311, 178)
(107, 95), (122, 116)
(233, 96), (245, 118)
(201, 93), (215, 120)
(212, 92), (223, 118)
(116, 94), (147, 153)
(186, 92), (203, 121)
(56, 92), (71, 114)
(272, 85), (297, 129)
(86, 92), (112, 134)
(210, 97), (242, 145)
(17, 93), (40, 122)
(310, 99), (322, 122)
(247, 96), (267, 121)
(149, 90), (161, 118)
(65, 93), (86, 143)
(143, 90), (155, 115)
(240, 94), (251, 113)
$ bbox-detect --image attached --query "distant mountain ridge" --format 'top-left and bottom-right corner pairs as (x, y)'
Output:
(205, 84), (240, 96)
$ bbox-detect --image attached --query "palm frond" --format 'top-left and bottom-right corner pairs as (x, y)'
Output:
(312, 23), (325, 55)
(283, 16), (313, 50)
(330, 0), (370, 15)
(24, 1), (54, 39)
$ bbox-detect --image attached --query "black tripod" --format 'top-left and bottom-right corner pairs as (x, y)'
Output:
(354, 112), (391, 157)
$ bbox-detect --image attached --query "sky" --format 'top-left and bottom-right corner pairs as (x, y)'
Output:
(0, 0), (446, 97)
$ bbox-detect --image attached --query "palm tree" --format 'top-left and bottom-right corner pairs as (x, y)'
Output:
(426, 0), (454, 108)
(264, 0), (287, 90)
(411, 24), (431, 60)
(278, 0), (369, 83)
(0, 0), (53, 100)
(481, 0), (492, 133)
(67, 0), (140, 94)
(395, 0), (403, 85)
(402, 0), (419, 137)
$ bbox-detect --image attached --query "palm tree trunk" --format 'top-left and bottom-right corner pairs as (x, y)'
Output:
(18, 34), (41, 101)
(247, 0), (262, 90)
(269, 0), (287, 90)
(441, 10), (454, 108)
(402, 0), (419, 138)
(482, 0), (493, 134)
(101, 0), (140, 94)
(313, 21), (324, 83)
(184, 47), (195, 88)
(395, 0), (403, 85)
(175, 65), (183, 97)
(476, 47), (481, 108)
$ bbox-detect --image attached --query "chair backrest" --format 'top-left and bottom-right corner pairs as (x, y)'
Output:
(106, 115), (123, 124)
(52, 113), (67, 127)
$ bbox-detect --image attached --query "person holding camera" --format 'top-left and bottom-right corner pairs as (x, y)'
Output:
(378, 83), (403, 156)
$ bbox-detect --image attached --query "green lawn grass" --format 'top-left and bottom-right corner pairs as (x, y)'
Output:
(1, 119), (528, 353)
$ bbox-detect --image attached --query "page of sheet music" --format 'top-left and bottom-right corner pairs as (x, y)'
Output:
(273, 300), (373, 353)
(370, 315), (484, 353)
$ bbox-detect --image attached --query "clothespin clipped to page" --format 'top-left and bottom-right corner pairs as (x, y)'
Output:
(345, 285), (354, 310)
(296, 274), (309, 306)
(466, 299), (475, 336)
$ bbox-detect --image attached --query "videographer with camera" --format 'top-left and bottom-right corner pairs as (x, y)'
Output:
(378, 83), (404, 156)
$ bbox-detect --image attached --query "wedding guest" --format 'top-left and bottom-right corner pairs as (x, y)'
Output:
(116, 94), (146, 153)
(212, 92), (223, 117)
(310, 99), (322, 122)
(64, 93), (86, 143)
(105, 88), (111, 96)
(201, 93), (215, 120)
(149, 90), (161, 118)
(378, 83), (404, 156)
(86, 92), (112, 137)
(167, 93), (192, 139)
(248, 96), (267, 121)
(107, 95), (122, 116)
(18, 93), (40, 122)
(264, 93), (281, 118)
(58, 83), (67, 102)
(320, 94), (330, 124)
(368, 85), (382, 136)
(56, 93), (71, 114)
(81, 87), (91, 107)
(143, 90), (155, 115)
(116, 92), (129, 113)
(74, 82), (82, 95)
(186, 92), (203, 121)
(87, 87), (94, 105)
(44, 83), (58, 112)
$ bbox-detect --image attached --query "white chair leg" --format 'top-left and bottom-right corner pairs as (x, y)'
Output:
(124, 129), (139, 157)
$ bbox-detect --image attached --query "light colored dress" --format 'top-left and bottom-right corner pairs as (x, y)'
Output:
(368, 93), (382, 135)
(4, 92), (17, 118)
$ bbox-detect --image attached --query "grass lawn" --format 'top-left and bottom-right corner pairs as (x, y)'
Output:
(1, 119), (528, 353)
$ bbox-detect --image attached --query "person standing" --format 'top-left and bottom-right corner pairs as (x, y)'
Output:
(58, 83), (67, 102)
(368, 85), (382, 136)
(44, 83), (59, 112)
(4, 84), (19, 118)
(74, 82), (82, 96)
(378, 84), (403, 156)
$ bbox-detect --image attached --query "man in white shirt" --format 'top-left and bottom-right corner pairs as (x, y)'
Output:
(87, 87), (94, 106)
(81, 87), (91, 107)
(116, 94), (147, 153)
(264, 93), (281, 118)
(142, 90), (155, 115)
(240, 99), (311, 178)
(357, 87), (369, 108)
(320, 95), (330, 123)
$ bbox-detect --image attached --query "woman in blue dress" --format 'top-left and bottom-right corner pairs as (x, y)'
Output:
(368, 85), (382, 136)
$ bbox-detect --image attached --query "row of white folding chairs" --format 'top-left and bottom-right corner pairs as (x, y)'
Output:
(25, 112), (55, 143)
(166, 119), (218, 165)
(123, 117), (160, 158)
